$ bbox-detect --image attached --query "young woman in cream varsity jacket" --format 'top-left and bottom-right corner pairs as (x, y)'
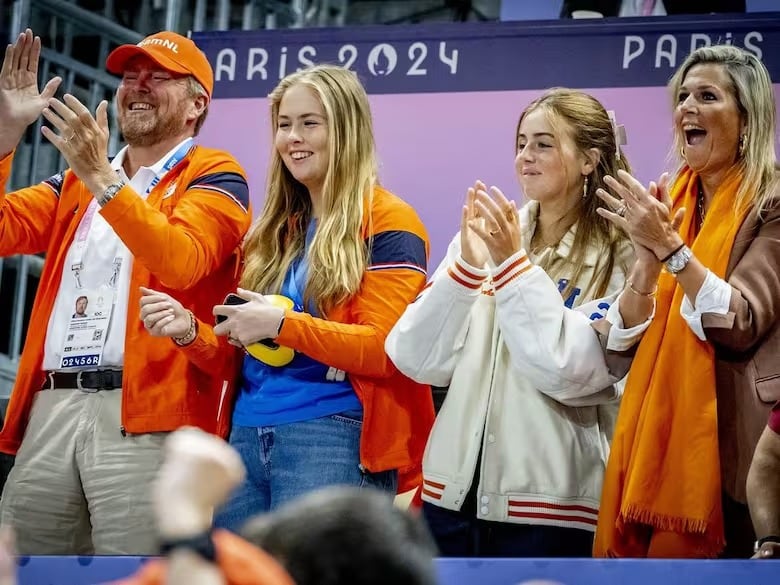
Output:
(386, 89), (665, 557)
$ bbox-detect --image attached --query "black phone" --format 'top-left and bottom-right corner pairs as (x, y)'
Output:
(215, 293), (278, 349)
(215, 293), (246, 324)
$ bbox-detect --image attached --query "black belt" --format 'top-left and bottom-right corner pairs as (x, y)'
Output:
(43, 369), (123, 392)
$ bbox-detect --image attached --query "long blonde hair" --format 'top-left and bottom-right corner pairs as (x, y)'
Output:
(668, 45), (779, 215)
(517, 88), (632, 300)
(241, 65), (378, 315)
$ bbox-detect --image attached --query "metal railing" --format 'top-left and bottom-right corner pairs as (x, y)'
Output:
(0, 0), (352, 396)
(2, 1), (141, 396)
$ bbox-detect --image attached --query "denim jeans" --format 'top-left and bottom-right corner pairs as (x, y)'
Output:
(422, 501), (594, 557)
(214, 411), (397, 533)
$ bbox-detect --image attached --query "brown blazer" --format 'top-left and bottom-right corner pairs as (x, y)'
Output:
(598, 198), (780, 504)
(703, 198), (780, 504)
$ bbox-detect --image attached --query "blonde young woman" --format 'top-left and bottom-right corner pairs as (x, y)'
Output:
(594, 45), (780, 558)
(140, 65), (435, 531)
(386, 89), (663, 557)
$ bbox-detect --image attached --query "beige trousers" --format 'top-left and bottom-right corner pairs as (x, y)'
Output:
(0, 387), (167, 555)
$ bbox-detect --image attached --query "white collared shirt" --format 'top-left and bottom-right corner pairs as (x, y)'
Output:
(43, 138), (191, 371)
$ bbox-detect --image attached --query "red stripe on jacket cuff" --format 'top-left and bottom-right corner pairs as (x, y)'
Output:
(494, 263), (532, 291)
(493, 254), (529, 281)
(447, 267), (482, 290)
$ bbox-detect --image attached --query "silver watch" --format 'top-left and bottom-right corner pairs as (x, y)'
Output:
(98, 181), (125, 207)
(664, 244), (692, 275)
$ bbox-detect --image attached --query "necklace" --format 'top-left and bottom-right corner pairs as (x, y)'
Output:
(697, 185), (706, 226)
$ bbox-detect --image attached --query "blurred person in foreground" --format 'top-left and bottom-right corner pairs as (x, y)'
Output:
(115, 427), (438, 585)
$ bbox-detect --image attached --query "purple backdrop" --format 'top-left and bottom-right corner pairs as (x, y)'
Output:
(194, 14), (780, 266)
(198, 87), (779, 266)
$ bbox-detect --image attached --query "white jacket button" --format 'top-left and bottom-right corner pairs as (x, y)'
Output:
(480, 506), (489, 515)
(480, 495), (489, 504)
(487, 434), (496, 443)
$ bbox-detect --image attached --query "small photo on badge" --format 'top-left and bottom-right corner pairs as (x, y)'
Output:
(72, 294), (89, 319)
(92, 330), (103, 342)
(67, 334), (74, 341)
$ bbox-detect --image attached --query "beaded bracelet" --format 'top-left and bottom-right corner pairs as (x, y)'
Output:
(173, 311), (197, 346)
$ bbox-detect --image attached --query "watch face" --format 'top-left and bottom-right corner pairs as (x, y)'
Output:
(665, 246), (691, 274)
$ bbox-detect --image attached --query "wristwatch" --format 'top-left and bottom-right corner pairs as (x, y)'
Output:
(664, 244), (692, 275)
(97, 181), (125, 207)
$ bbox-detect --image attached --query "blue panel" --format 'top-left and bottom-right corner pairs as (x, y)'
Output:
(14, 557), (780, 585)
(192, 13), (780, 97)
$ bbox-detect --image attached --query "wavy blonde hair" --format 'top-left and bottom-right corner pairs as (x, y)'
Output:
(669, 45), (779, 215)
(241, 65), (377, 315)
(517, 88), (632, 300)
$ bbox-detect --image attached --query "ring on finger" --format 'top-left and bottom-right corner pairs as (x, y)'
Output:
(616, 205), (627, 218)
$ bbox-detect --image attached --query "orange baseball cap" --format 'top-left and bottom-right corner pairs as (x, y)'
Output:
(106, 31), (214, 98)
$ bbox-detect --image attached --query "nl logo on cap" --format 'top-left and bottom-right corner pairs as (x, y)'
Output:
(139, 37), (179, 54)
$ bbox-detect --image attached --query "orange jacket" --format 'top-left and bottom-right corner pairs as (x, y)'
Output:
(0, 147), (251, 454)
(113, 529), (295, 585)
(181, 186), (436, 492)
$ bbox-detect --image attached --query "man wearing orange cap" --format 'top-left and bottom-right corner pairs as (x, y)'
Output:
(0, 28), (251, 554)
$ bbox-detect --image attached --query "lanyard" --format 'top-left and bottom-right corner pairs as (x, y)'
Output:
(285, 258), (306, 308)
(70, 139), (193, 287)
(143, 138), (193, 196)
(285, 220), (318, 308)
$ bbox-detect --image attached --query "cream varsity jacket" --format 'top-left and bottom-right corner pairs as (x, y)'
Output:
(386, 201), (649, 532)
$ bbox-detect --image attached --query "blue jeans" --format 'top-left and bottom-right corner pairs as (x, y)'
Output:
(423, 501), (594, 557)
(214, 411), (397, 533)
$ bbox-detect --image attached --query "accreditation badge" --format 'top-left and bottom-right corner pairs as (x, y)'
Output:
(59, 287), (114, 369)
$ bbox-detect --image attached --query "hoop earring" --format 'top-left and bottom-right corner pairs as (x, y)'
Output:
(582, 175), (589, 199)
(738, 134), (747, 157)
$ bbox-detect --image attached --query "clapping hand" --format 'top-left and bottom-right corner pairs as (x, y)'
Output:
(459, 180), (491, 268)
(470, 185), (521, 266)
(596, 170), (685, 261)
(0, 29), (61, 155)
(40, 95), (117, 198)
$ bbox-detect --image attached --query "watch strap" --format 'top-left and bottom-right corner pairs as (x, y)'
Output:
(98, 181), (125, 207)
(159, 530), (217, 562)
(755, 535), (780, 552)
(664, 244), (692, 275)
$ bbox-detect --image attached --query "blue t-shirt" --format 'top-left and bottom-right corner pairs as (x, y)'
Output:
(232, 222), (360, 427)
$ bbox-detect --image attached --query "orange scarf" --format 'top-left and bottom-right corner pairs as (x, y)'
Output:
(593, 167), (749, 558)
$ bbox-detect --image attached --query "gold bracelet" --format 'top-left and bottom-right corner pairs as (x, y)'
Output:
(626, 278), (657, 298)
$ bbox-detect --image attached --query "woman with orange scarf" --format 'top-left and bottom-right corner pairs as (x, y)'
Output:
(593, 45), (780, 558)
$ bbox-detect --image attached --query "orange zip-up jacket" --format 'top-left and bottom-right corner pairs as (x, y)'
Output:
(0, 146), (251, 454)
(180, 186), (436, 492)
